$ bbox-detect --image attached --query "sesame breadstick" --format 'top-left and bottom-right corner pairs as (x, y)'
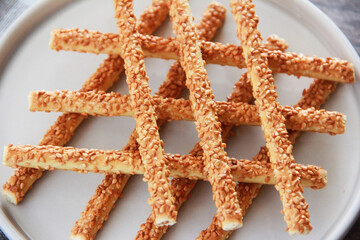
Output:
(137, 0), (169, 36)
(50, 28), (355, 83)
(136, 3), (232, 238)
(70, 173), (130, 240)
(197, 79), (337, 240)
(3, 144), (327, 189)
(224, 37), (289, 104)
(70, 3), (226, 239)
(231, 0), (311, 234)
(112, 0), (176, 226)
(29, 90), (346, 135)
(2, 0), (169, 207)
(197, 184), (257, 240)
(167, 0), (244, 231)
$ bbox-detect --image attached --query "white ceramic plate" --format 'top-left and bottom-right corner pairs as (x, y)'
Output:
(0, 0), (359, 239)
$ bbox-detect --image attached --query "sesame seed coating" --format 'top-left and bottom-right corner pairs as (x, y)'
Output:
(29, 90), (346, 135)
(2, 167), (43, 205)
(137, 0), (169, 35)
(50, 28), (355, 83)
(168, 0), (242, 230)
(70, 174), (130, 240)
(113, 0), (176, 226)
(263, 35), (289, 52)
(2, 54), (125, 205)
(231, 0), (311, 234)
(197, 183), (260, 240)
(3, 144), (327, 189)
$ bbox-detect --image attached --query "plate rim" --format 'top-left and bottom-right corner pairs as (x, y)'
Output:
(284, 0), (360, 239)
(0, 0), (359, 239)
(0, 0), (73, 239)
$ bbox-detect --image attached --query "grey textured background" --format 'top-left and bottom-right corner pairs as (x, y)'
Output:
(0, 0), (359, 239)
(310, 0), (360, 55)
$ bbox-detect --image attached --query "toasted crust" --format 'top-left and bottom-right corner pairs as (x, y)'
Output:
(70, 174), (130, 240)
(137, 0), (169, 35)
(50, 28), (355, 83)
(231, 0), (311, 234)
(112, 0), (176, 226)
(135, 3), (227, 239)
(3, 144), (327, 189)
(168, 0), (243, 230)
(29, 90), (346, 135)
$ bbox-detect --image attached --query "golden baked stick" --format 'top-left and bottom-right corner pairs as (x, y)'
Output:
(223, 37), (289, 104)
(112, 0), (176, 226)
(50, 29), (355, 83)
(167, 0), (243, 230)
(71, 3), (226, 239)
(197, 79), (338, 239)
(2, 0), (169, 207)
(136, 0), (169, 35)
(71, 173), (131, 240)
(135, 3), (244, 238)
(231, 0), (311, 234)
(29, 90), (346, 135)
(3, 144), (327, 189)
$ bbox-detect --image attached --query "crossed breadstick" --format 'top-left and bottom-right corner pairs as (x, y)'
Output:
(231, 0), (312, 234)
(112, 0), (179, 226)
(29, 90), (346, 135)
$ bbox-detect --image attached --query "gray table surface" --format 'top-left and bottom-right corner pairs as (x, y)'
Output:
(0, 0), (359, 239)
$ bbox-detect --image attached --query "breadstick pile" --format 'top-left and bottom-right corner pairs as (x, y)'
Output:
(1, 0), (355, 239)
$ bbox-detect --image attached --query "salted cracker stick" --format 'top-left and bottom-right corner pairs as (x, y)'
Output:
(50, 29), (355, 83)
(29, 90), (346, 135)
(231, 0), (311, 234)
(3, 144), (327, 189)
(112, 0), (176, 226)
(167, 0), (244, 230)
